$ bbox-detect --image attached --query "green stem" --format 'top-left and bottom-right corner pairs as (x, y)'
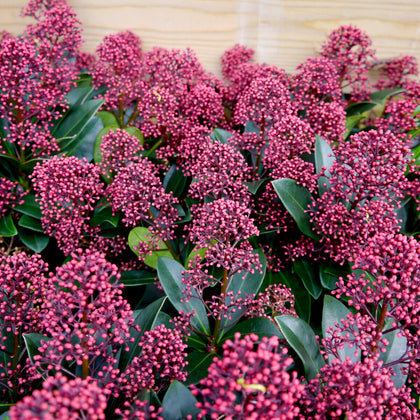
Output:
(144, 138), (163, 157)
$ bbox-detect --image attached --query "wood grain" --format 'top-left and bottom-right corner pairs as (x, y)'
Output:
(1, 0), (419, 76)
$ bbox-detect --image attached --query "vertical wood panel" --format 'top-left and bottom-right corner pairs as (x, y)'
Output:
(0, 0), (419, 75)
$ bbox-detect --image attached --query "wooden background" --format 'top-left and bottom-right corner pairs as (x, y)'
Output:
(1, 0), (420, 76)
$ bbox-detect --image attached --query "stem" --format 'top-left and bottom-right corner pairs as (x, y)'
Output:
(118, 98), (125, 128)
(81, 312), (89, 379)
(126, 99), (141, 126)
(372, 302), (388, 355)
(144, 137), (163, 157)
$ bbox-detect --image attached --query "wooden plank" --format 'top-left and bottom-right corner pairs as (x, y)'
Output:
(0, 0), (419, 76)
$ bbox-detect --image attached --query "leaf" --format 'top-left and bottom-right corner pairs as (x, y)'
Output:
(275, 315), (325, 380)
(244, 120), (260, 134)
(17, 214), (44, 233)
(210, 128), (233, 144)
(157, 257), (210, 335)
(67, 115), (103, 161)
(185, 245), (207, 268)
(23, 333), (51, 365)
(119, 297), (167, 372)
(345, 114), (365, 134)
(221, 317), (283, 343)
(346, 101), (377, 116)
(90, 205), (119, 228)
(319, 262), (349, 290)
(128, 227), (174, 269)
(124, 126), (144, 145)
(293, 259), (322, 299)
(119, 270), (156, 287)
(13, 194), (42, 219)
(53, 98), (104, 142)
(163, 165), (187, 198)
(315, 135), (336, 195)
(161, 381), (200, 420)
(65, 86), (94, 107)
(369, 88), (405, 103)
(380, 320), (408, 388)
(185, 352), (215, 385)
(93, 126), (118, 165)
(18, 230), (49, 253)
(218, 250), (266, 339)
(97, 110), (119, 127)
(244, 178), (267, 194)
(0, 213), (17, 237)
(271, 178), (319, 240)
(322, 295), (359, 363)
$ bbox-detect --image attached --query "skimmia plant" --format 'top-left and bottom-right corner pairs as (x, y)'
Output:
(1, 0), (420, 418)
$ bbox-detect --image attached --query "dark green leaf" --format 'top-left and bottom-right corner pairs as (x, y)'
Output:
(65, 86), (94, 107)
(67, 116), (103, 161)
(222, 317), (283, 343)
(53, 98), (104, 142)
(119, 270), (156, 287)
(275, 315), (324, 379)
(315, 135), (336, 195)
(163, 165), (187, 198)
(128, 227), (174, 269)
(18, 229), (49, 253)
(97, 110), (119, 127)
(293, 259), (322, 299)
(185, 352), (215, 385)
(18, 214), (44, 233)
(319, 262), (349, 290)
(90, 205), (119, 228)
(369, 88), (405, 103)
(161, 381), (200, 420)
(244, 178), (267, 194)
(322, 295), (358, 363)
(345, 114), (365, 136)
(157, 257), (210, 335)
(218, 250), (266, 339)
(13, 194), (42, 219)
(0, 213), (17, 237)
(23, 333), (51, 365)
(119, 297), (167, 372)
(210, 128), (233, 144)
(271, 178), (319, 240)
(346, 101), (376, 116)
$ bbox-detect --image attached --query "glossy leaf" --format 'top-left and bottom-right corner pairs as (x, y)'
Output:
(271, 178), (319, 240)
(210, 128), (233, 144)
(369, 88), (405, 103)
(65, 86), (94, 107)
(322, 295), (359, 363)
(161, 381), (200, 420)
(157, 257), (210, 335)
(119, 297), (167, 372)
(128, 227), (174, 269)
(319, 262), (349, 290)
(293, 259), (322, 299)
(68, 116), (103, 161)
(184, 245), (207, 268)
(221, 317), (283, 343)
(315, 135), (336, 194)
(97, 110), (119, 127)
(0, 213), (17, 237)
(346, 101), (376, 116)
(124, 126), (144, 145)
(185, 352), (215, 385)
(17, 214), (44, 233)
(218, 250), (266, 339)
(119, 270), (156, 287)
(23, 333), (51, 365)
(90, 205), (119, 228)
(244, 178), (267, 194)
(275, 315), (324, 379)
(163, 165), (188, 198)
(18, 230), (49, 253)
(93, 125), (118, 164)
(13, 194), (42, 219)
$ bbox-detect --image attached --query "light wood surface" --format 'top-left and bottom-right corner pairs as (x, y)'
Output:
(1, 1), (419, 76)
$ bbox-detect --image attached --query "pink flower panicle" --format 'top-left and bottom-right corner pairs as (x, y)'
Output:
(0, 178), (26, 217)
(32, 156), (104, 255)
(188, 141), (250, 202)
(310, 129), (411, 261)
(306, 357), (418, 419)
(120, 324), (188, 398)
(34, 249), (134, 384)
(192, 333), (305, 420)
(75, 51), (96, 72)
(106, 158), (179, 261)
(319, 24), (376, 100)
(9, 372), (108, 420)
(115, 400), (163, 420)
(244, 284), (296, 321)
(99, 128), (144, 177)
(221, 43), (255, 82)
(92, 30), (143, 114)
(375, 55), (419, 91)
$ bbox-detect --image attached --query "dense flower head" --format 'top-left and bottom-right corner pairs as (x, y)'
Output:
(92, 30), (143, 112)
(22, 0), (83, 90)
(120, 324), (188, 397)
(115, 400), (163, 420)
(188, 141), (250, 201)
(310, 129), (412, 261)
(0, 36), (63, 156)
(221, 43), (255, 81)
(34, 249), (134, 382)
(9, 372), (108, 420)
(320, 24), (376, 100)
(192, 333), (305, 419)
(32, 156), (104, 255)
(99, 128), (144, 177)
(233, 75), (293, 127)
(306, 357), (418, 419)
(244, 284), (296, 320)
(0, 178), (25, 217)
(75, 50), (96, 72)
(292, 57), (342, 106)
(375, 55), (418, 90)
